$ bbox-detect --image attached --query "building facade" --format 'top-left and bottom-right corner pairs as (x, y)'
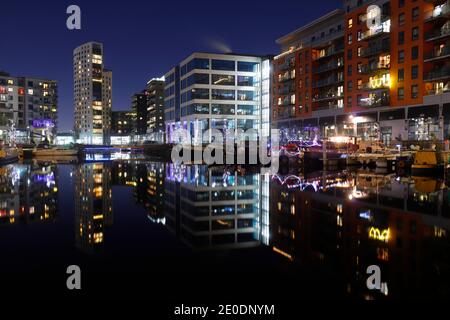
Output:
(146, 78), (165, 143)
(164, 52), (271, 145)
(111, 111), (135, 135)
(73, 42), (112, 145)
(0, 71), (57, 143)
(273, 0), (450, 145)
(131, 91), (148, 136)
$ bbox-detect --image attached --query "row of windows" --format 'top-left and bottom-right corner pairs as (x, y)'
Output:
(181, 89), (258, 103)
(180, 58), (260, 75)
(180, 73), (258, 89)
(181, 104), (259, 116)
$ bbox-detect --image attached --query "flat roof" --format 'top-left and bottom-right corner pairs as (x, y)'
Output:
(276, 9), (343, 45)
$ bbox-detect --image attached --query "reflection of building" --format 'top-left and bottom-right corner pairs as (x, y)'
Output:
(146, 78), (165, 143)
(0, 164), (58, 225)
(164, 164), (269, 250)
(164, 52), (272, 144)
(273, 1), (450, 144)
(0, 71), (58, 142)
(73, 42), (112, 145)
(269, 171), (450, 299)
(145, 162), (166, 223)
(74, 163), (112, 253)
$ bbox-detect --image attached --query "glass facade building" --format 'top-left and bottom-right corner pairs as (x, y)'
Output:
(164, 53), (272, 145)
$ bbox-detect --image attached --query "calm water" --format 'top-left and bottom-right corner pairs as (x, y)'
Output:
(1, 158), (450, 300)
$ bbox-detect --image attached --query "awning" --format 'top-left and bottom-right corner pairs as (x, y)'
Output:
(408, 105), (439, 119)
(379, 108), (406, 121)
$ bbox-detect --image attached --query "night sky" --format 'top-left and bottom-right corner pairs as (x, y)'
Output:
(2, 0), (342, 131)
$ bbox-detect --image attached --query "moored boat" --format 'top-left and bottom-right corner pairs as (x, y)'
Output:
(0, 148), (19, 165)
(411, 151), (444, 177)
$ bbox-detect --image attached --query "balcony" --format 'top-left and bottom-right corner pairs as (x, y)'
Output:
(424, 2), (450, 22)
(313, 76), (344, 88)
(312, 91), (344, 102)
(426, 26), (450, 41)
(278, 85), (295, 95)
(277, 108), (295, 119)
(424, 66), (450, 81)
(360, 43), (390, 58)
(424, 45), (450, 61)
(278, 60), (295, 71)
(359, 93), (390, 108)
(313, 60), (344, 74)
(359, 62), (390, 74)
(360, 21), (391, 41)
(313, 46), (344, 61)
(278, 72), (295, 83)
(278, 95), (295, 107)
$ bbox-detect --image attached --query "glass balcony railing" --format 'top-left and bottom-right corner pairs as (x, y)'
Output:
(424, 45), (450, 61)
(426, 26), (450, 41)
(424, 67), (450, 81)
(359, 94), (390, 107)
(424, 1), (450, 21)
(278, 73), (295, 82)
(313, 76), (344, 88)
(359, 62), (390, 74)
(360, 21), (391, 41)
(312, 92), (344, 102)
(360, 43), (390, 58)
(313, 61), (344, 74)
(278, 60), (295, 71)
(278, 85), (295, 95)
(313, 46), (345, 61)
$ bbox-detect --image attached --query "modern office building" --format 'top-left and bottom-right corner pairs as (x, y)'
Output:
(164, 52), (272, 145)
(131, 91), (148, 136)
(73, 42), (112, 145)
(0, 71), (57, 143)
(146, 78), (165, 142)
(273, 0), (450, 145)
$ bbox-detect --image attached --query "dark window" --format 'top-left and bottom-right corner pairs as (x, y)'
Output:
(348, 65), (352, 76)
(347, 49), (353, 60)
(237, 61), (259, 72)
(399, 13), (405, 26)
(347, 81), (353, 92)
(398, 50), (405, 63)
(398, 69), (404, 82)
(211, 59), (235, 71)
(398, 87), (404, 100)
(411, 46), (419, 60)
(411, 85), (419, 99)
(412, 7), (419, 21)
(398, 31), (404, 45)
(412, 27), (419, 40)
(399, 0), (404, 7)
(411, 65), (419, 79)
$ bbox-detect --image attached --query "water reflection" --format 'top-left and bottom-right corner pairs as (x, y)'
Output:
(164, 164), (270, 249)
(0, 163), (57, 224)
(1, 160), (450, 298)
(74, 163), (112, 253)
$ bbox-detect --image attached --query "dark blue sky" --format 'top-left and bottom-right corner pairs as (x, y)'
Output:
(2, 0), (342, 131)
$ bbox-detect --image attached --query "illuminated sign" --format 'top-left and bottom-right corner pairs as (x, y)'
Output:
(359, 210), (372, 220)
(32, 119), (55, 128)
(369, 227), (390, 243)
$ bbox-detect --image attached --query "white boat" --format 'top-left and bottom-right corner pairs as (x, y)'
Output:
(32, 148), (79, 157)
